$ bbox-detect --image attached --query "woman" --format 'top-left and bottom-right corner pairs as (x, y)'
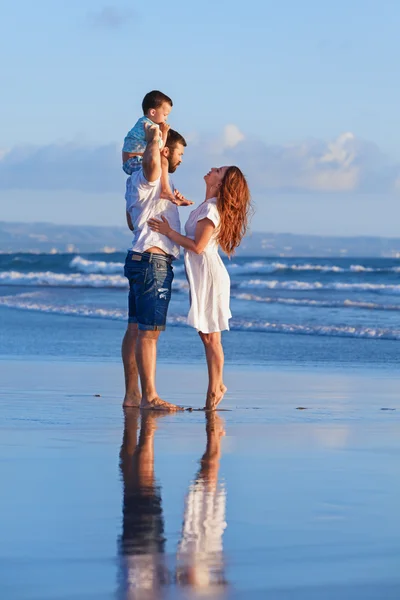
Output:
(148, 166), (251, 410)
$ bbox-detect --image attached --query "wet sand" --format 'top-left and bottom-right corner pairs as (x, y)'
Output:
(1, 358), (400, 599)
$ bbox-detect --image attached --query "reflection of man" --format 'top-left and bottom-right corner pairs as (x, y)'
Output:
(118, 410), (168, 599)
(122, 125), (191, 411)
(177, 413), (228, 593)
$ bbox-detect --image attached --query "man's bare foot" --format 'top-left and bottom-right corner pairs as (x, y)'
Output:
(141, 396), (184, 411)
(204, 384), (227, 411)
(122, 393), (141, 408)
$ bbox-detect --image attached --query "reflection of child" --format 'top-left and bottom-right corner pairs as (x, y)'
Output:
(122, 90), (176, 202)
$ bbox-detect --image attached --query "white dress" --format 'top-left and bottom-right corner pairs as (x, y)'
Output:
(184, 198), (232, 333)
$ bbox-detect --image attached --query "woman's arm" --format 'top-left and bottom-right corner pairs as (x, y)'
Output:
(148, 216), (215, 255)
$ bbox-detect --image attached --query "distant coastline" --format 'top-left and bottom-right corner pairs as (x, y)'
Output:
(1, 221), (400, 257)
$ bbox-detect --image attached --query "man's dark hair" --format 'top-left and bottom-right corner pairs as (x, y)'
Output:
(142, 90), (173, 114)
(165, 129), (187, 150)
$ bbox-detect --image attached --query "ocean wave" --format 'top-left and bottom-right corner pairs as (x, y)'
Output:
(2, 293), (400, 340)
(68, 256), (400, 276)
(238, 279), (400, 294)
(70, 256), (124, 274)
(228, 261), (400, 274)
(227, 320), (400, 340)
(70, 255), (186, 275)
(0, 270), (189, 290)
(0, 270), (128, 288)
(231, 292), (400, 311)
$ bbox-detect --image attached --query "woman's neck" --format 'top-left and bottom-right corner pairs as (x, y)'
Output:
(205, 185), (218, 201)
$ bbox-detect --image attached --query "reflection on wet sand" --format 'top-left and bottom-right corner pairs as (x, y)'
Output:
(119, 410), (168, 599)
(177, 413), (228, 594)
(118, 410), (227, 599)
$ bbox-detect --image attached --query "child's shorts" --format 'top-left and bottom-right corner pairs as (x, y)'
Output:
(123, 156), (142, 176)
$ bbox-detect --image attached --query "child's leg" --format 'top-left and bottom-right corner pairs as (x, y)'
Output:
(160, 155), (176, 201)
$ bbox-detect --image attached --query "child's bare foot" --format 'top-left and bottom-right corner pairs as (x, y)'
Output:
(160, 187), (179, 203)
(173, 189), (194, 206)
(161, 188), (193, 206)
(160, 188), (193, 206)
(140, 396), (184, 411)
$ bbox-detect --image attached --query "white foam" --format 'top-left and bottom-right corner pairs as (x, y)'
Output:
(0, 270), (128, 288)
(231, 292), (400, 311)
(228, 261), (400, 274)
(0, 270), (189, 291)
(228, 319), (400, 340)
(70, 255), (186, 275)
(239, 279), (400, 294)
(70, 256), (124, 274)
(1, 293), (400, 340)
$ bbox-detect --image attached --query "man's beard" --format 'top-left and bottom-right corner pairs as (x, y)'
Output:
(167, 159), (178, 174)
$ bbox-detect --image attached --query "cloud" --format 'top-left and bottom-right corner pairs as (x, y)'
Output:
(88, 6), (135, 29)
(193, 129), (399, 194)
(222, 124), (245, 149)
(0, 130), (399, 196)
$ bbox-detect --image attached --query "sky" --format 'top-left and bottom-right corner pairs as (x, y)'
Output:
(1, 0), (400, 236)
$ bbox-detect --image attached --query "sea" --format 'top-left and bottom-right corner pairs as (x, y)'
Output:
(1, 252), (400, 368)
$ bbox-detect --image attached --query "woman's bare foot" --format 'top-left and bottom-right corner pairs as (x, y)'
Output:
(141, 396), (184, 411)
(206, 411), (226, 437)
(204, 384), (228, 411)
(122, 393), (141, 408)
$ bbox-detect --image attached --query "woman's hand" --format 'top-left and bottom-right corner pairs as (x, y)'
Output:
(148, 216), (172, 236)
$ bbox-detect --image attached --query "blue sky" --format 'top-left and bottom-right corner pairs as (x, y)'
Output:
(1, 0), (400, 235)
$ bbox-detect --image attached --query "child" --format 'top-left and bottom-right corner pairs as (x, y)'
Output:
(122, 90), (178, 203)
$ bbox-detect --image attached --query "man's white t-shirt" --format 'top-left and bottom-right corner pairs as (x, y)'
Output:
(125, 168), (181, 259)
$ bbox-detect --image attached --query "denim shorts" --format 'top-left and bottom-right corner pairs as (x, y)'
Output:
(124, 251), (174, 331)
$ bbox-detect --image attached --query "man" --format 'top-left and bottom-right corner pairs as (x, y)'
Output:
(119, 410), (168, 594)
(122, 123), (191, 410)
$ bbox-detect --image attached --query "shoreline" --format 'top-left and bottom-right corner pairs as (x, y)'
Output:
(2, 357), (400, 598)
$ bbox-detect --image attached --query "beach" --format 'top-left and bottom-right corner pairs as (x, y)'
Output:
(2, 253), (400, 598)
(1, 353), (400, 599)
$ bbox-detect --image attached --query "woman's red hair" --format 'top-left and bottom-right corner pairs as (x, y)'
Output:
(216, 166), (251, 257)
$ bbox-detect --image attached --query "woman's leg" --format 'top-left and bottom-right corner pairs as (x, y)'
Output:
(199, 331), (227, 410)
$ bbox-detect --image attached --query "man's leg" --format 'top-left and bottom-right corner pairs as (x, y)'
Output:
(136, 329), (182, 411)
(122, 323), (141, 407)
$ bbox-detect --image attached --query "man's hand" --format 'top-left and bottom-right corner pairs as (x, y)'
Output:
(170, 189), (194, 206)
(144, 122), (160, 143)
(148, 216), (172, 236)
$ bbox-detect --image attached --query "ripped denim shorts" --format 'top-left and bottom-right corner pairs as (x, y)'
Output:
(124, 251), (174, 331)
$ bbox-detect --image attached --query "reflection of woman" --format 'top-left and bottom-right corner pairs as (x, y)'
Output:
(176, 413), (228, 593)
(149, 166), (251, 410)
(118, 410), (168, 599)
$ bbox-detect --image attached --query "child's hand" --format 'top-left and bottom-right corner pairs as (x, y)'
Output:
(159, 122), (170, 149)
(144, 122), (160, 143)
(148, 216), (172, 236)
(171, 189), (194, 206)
(159, 122), (170, 136)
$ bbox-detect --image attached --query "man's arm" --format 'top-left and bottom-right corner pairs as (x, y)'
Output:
(142, 123), (162, 183)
